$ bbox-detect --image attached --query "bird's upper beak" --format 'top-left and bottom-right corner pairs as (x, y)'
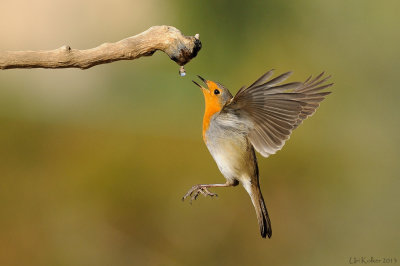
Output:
(192, 75), (210, 93)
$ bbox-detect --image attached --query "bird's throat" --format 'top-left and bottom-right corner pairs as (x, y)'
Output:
(202, 100), (223, 142)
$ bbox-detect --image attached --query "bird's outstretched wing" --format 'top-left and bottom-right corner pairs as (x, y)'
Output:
(221, 70), (332, 157)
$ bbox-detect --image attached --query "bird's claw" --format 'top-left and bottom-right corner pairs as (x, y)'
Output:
(182, 185), (218, 203)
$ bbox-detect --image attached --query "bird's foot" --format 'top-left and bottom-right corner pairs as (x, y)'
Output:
(182, 184), (218, 203)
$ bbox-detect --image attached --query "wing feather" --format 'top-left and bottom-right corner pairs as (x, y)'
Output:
(221, 70), (332, 157)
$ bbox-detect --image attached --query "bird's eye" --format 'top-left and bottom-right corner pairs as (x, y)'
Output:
(214, 89), (220, 95)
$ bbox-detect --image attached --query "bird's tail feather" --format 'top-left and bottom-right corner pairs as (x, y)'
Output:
(248, 184), (272, 238)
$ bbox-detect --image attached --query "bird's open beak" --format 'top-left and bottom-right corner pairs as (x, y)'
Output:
(192, 75), (209, 93)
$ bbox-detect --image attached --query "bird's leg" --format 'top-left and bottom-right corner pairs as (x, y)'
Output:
(182, 180), (238, 203)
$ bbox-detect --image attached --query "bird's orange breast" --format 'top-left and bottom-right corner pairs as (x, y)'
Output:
(202, 84), (224, 142)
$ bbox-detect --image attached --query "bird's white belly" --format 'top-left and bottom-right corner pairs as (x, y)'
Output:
(206, 136), (252, 183)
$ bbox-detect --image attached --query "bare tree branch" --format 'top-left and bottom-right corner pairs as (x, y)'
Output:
(0, 25), (202, 70)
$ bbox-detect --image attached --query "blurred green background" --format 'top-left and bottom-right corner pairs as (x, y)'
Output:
(1, 0), (399, 265)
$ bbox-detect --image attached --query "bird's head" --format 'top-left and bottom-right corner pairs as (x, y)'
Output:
(193, 76), (233, 111)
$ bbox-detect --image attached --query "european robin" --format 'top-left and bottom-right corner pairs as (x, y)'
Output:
(182, 70), (332, 238)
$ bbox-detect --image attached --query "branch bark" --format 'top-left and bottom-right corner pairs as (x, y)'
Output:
(0, 25), (202, 70)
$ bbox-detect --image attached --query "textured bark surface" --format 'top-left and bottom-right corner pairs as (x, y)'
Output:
(0, 26), (202, 70)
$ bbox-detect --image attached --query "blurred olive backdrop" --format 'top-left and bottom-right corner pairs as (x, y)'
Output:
(1, 0), (399, 265)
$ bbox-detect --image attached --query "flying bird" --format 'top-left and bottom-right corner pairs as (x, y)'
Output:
(182, 70), (332, 238)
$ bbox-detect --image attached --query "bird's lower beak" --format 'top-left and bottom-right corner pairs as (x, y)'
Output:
(192, 76), (209, 92)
